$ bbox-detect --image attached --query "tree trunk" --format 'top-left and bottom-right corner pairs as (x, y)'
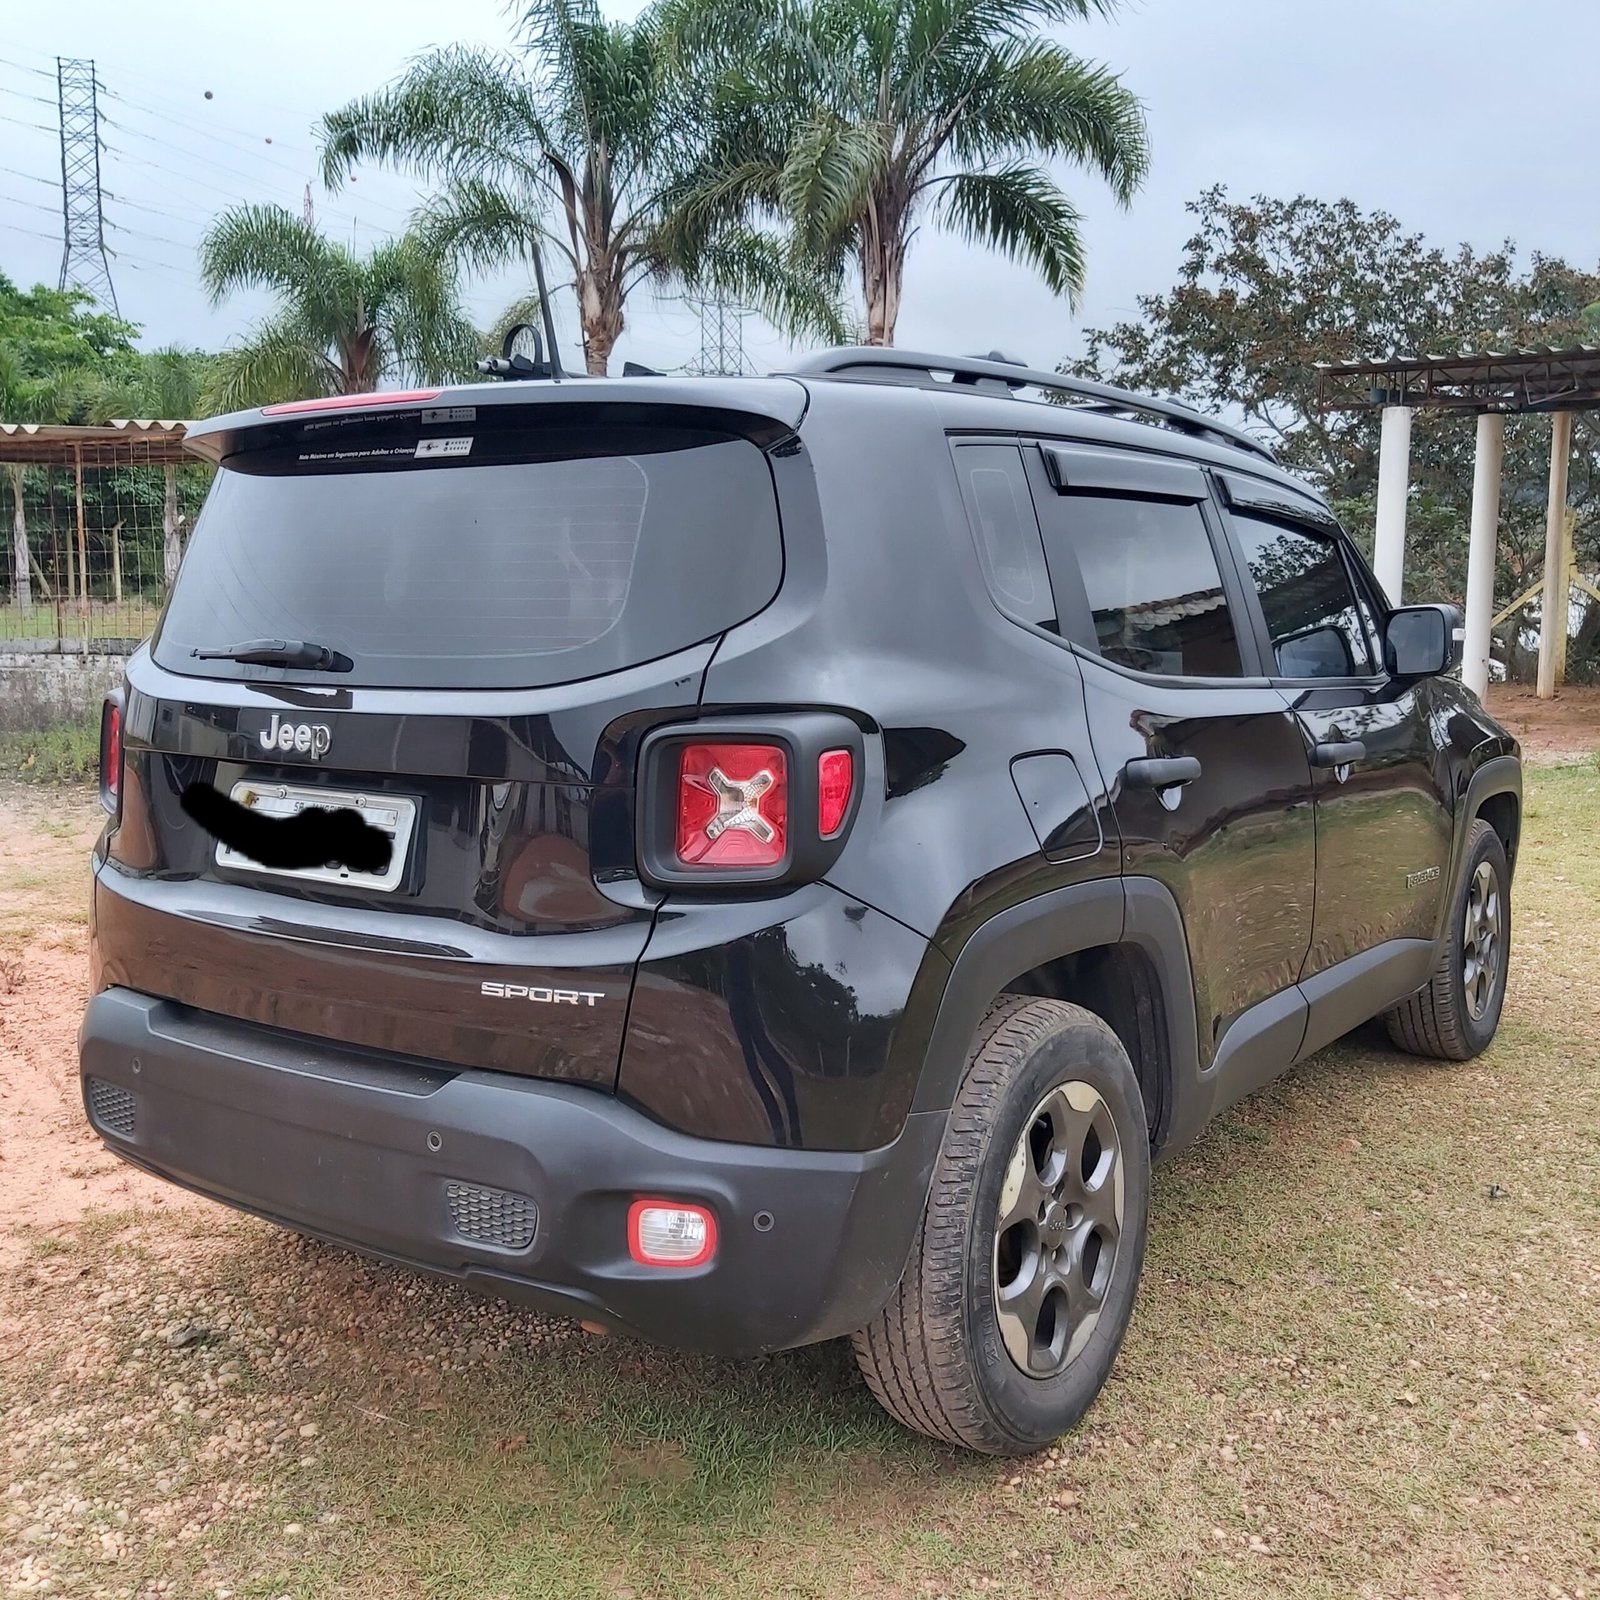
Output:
(6, 464), (29, 612)
(162, 465), (181, 584)
(110, 521), (123, 604)
(343, 324), (379, 394)
(860, 215), (906, 347)
(576, 261), (623, 377)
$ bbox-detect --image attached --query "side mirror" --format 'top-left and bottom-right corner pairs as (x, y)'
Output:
(1385, 603), (1462, 678)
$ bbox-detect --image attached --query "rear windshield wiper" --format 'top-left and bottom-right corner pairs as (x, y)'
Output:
(192, 638), (353, 672)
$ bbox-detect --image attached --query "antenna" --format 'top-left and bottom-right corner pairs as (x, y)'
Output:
(477, 242), (569, 381)
(529, 240), (564, 380)
(56, 57), (118, 313)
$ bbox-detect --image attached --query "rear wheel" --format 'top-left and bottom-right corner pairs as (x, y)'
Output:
(852, 996), (1150, 1454)
(1385, 818), (1510, 1060)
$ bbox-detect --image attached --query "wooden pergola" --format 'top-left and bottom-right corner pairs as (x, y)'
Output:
(1315, 346), (1600, 699)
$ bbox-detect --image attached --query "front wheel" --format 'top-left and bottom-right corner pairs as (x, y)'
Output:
(1385, 818), (1510, 1061)
(852, 996), (1150, 1454)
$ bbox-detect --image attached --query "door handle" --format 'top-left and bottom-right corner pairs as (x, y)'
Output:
(1312, 739), (1366, 768)
(1122, 755), (1202, 790)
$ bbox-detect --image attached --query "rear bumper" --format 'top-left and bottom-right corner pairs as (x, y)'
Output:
(79, 988), (944, 1356)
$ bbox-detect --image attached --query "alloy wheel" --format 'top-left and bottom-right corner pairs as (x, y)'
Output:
(1462, 859), (1503, 1021)
(993, 1081), (1125, 1378)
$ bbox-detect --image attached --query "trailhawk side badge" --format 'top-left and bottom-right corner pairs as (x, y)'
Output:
(482, 981), (605, 1007)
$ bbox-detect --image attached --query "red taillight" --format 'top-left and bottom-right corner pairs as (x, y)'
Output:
(627, 1199), (717, 1268)
(675, 743), (788, 868)
(261, 389), (441, 416)
(817, 748), (854, 837)
(99, 697), (122, 816)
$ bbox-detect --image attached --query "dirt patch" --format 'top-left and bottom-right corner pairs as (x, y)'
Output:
(0, 784), (201, 1269)
(3, 775), (1599, 1599)
(1485, 682), (1600, 761)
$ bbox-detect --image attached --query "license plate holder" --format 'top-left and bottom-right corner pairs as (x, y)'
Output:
(215, 781), (418, 893)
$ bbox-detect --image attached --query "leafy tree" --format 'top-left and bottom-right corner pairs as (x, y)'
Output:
(319, 0), (848, 376)
(87, 345), (212, 424)
(1, 276), (144, 609)
(0, 275), (138, 398)
(665, 0), (1149, 346)
(199, 204), (478, 410)
(1070, 189), (1600, 679)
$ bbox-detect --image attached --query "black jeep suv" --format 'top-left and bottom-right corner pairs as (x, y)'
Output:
(79, 349), (1521, 1454)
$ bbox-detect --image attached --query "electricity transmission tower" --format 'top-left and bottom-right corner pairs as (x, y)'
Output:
(687, 296), (752, 376)
(56, 57), (118, 313)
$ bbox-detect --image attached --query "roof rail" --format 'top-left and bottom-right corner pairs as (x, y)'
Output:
(789, 347), (1276, 464)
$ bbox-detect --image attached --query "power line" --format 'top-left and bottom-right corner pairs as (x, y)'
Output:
(106, 218), (197, 255)
(6, 221), (63, 244)
(97, 91), (412, 225)
(0, 54), (56, 80)
(0, 164), (57, 188)
(0, 190), (61, 216)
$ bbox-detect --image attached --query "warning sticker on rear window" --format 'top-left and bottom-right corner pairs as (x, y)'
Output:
(421, 406), (476, 424)
(415, 437), (473, 459)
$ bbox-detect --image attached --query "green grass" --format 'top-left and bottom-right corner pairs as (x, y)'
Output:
(4, 769), (1600, 1599)
(0, 715), (100, 782)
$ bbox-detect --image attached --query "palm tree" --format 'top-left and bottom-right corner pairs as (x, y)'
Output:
(199, 204), (478, 411)
(318, 0), (849, 376)
(667, 0), (1150, 346)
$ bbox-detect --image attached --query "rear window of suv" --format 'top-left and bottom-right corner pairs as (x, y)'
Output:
(154, 420), (783, 689)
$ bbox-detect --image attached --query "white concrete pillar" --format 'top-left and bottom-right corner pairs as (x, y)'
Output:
(1461, 412), (1505, 701)
(1537, 410), (1573, 699)
(1372, 404), (1412, 605)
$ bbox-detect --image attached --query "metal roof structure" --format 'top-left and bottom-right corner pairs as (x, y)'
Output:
(1314, 345), (1600, 414)
(0, 419), (193, 466)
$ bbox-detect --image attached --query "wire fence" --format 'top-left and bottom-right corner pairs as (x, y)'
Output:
(0, 439), (211, 653)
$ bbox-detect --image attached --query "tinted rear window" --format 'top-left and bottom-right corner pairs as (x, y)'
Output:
(154, 425), (782, 689)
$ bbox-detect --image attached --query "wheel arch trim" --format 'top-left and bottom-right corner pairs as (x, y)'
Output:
(1437, 755), (1521, 950)
(910, 877), (1203, 1156)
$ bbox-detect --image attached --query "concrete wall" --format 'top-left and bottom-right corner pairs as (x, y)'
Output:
(0, 649), (130, 732)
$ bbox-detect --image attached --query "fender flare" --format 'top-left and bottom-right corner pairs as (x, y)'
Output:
(1434, 754), (1522, 949)
(909, 876), (1203, 1155)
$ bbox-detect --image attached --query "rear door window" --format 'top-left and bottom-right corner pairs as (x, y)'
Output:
(154, 423), (783, 690)
(1043, 492), (1244, 678)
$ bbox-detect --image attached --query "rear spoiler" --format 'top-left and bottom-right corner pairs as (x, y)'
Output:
(181, 378), (810, 466)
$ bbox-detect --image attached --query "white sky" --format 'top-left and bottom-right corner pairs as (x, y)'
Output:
(2, 0), (1597, 380)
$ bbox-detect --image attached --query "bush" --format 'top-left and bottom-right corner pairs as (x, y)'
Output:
(0, 716), (101, 783)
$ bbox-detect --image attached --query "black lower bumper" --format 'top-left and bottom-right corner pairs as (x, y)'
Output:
(79, 988), (945, 1356)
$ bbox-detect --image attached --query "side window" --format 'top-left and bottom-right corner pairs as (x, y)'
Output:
(1233, 513), (1377, 678)
(1047, 493), (1243, 677)
(953, 444), (1057, 631)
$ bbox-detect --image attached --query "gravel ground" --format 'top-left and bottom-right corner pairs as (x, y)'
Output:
(3, 745), (1598, 1600)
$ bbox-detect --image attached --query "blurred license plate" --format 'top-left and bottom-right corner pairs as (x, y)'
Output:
(215, 781), (417, 893)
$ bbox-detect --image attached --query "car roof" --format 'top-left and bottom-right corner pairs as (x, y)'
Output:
(182, 352), (1323, 507)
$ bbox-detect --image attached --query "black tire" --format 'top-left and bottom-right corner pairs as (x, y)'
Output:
(1384, 818), (1510, 1060)
(851, 995), (1150, 1455)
